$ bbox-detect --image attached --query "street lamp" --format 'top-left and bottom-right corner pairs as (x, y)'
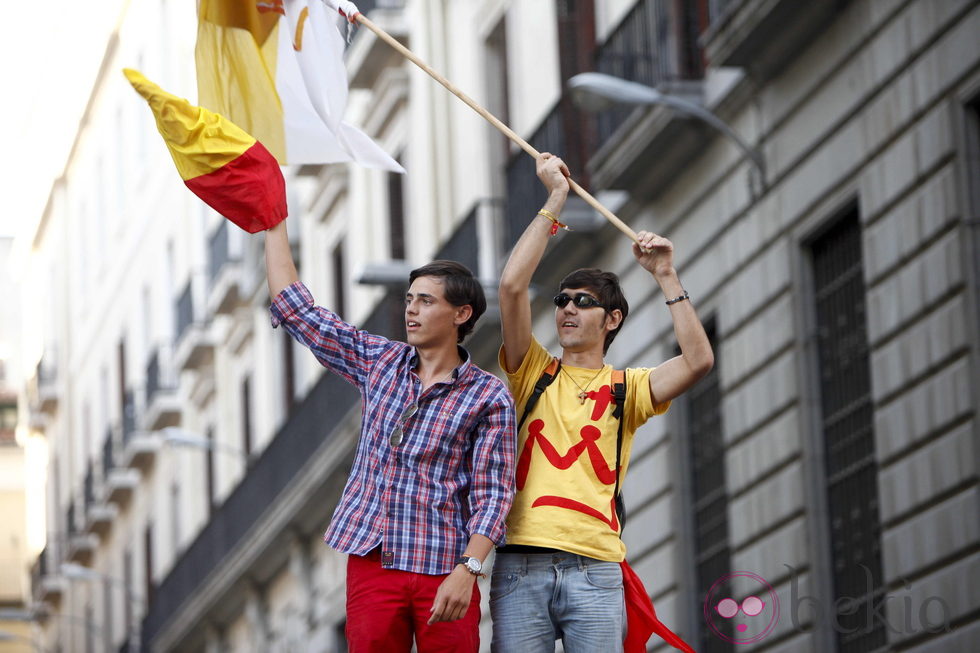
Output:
(161, 427), (248, 460)
(60, 563), (143, 652)
(567, 72), (766, 187)
(0, 629), (49, 653)
(0, 604), (111, 651)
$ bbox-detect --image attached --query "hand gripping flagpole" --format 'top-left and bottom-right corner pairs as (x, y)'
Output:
(339, 8), (641, 245)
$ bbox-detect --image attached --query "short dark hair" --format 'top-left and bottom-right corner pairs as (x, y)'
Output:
(559, 268), (629, 353)
(409, 260), (486, 343)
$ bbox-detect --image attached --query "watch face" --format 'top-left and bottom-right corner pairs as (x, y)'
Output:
(465, 558), (481, 573)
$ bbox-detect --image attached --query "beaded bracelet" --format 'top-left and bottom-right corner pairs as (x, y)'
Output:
(665, 290), (690, 305)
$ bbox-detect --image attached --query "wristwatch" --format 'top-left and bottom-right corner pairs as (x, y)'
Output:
(455, 555), (484, 576)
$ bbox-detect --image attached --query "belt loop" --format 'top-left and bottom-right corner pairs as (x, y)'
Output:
(521, 554), (528, 576)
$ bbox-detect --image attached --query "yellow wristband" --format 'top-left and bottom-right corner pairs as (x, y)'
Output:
(537, 209), (559, 223)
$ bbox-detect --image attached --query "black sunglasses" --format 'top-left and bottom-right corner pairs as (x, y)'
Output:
(553, 292), (605, 309)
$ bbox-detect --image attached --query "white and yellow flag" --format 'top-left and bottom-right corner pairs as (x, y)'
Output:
(196, 0), (404, 171)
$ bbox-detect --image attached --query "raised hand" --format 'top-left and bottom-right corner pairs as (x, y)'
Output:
(632, 230), (675, 279)
(536, 152), (570, 196)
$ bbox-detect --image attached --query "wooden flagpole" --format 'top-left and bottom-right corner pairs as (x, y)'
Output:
(352, 13), (640, 244)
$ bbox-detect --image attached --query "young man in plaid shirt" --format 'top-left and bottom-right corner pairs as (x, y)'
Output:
(264, 220), (516, 652)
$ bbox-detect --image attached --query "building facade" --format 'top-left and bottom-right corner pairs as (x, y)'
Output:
(20, 0), (979, 652)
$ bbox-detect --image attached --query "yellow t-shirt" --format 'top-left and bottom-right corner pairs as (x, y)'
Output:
(499, 337), (670, 561)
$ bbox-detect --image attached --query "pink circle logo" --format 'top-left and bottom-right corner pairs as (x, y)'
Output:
(703, 571), (780, 644)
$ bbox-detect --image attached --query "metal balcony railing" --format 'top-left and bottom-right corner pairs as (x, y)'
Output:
(175, 280), (195, 346)
(207, 220), (231, 286)
(350, 0), (405, 15)
(67, 501), (76, 537)
(145, 345), (177, 408)
(84, 465), (95, 512)
(503, 99), (587, 253)
(434, 207), (479, 277)
(37, 354), (57, 385)
(102, 427), (116, 478)
(122, 389), (140, 446)
(708, 0), (734, 23)
(594, 0), (706, 146)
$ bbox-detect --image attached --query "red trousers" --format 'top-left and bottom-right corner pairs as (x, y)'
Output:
(345, 550), (481, 653)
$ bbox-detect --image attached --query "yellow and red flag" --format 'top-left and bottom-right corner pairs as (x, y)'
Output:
(196, 0), (403, 171)
(124, 68), (287, 233)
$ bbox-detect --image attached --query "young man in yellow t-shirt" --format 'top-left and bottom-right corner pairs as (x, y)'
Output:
(491, 153), (714, 653)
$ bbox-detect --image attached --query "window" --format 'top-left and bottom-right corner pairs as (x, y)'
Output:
(170, 480), (181, 553)
(123, 549), (133, 642)
(206, 426), (216, 515)
(282, 334), (296, 417)
(387, 157), (406, 260)
(332, 241), (347, 320)
(484, 15), (510, 198)
(681, 320), (733, 652)
(241, 375), (253, 459)
(143, 524), (154, 605)
(810, 209), (884, 652)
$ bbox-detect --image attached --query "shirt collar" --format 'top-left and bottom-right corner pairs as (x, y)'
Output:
(408, 345), (472, 384)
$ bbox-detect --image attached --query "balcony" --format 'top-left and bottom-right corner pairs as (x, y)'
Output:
(173, 272), (215, 372)
(142, 290), (407, 650)
(585, 0), (718, 199)
(87, 427), (120, 524)
(702, 0), (848, 80)
(144, 344), (181, 430)
(30, 544), (66, 607)
(503, 95), (597, 253)
(66, 501), (97, 564)
(34, 353), (59, 415)
(207, 220), (246, 316)
(433, 199), (506, 362)
(81, 460), (117, 536)
(100, 427), (135, 513)
(121, 389), (161, 472)
(346, 0), (408, 90)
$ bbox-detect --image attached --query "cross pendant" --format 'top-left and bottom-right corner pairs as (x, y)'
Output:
(578, 391), (589, 404)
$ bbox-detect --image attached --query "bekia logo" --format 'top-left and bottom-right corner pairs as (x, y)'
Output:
(703, 571), (780, 644)
(705, 566), (953, 644)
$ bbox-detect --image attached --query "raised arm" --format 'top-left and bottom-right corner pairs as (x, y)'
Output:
(498, 154), (569, 373)
(265, 220), (299, 298)
(634, 231), (715, 403)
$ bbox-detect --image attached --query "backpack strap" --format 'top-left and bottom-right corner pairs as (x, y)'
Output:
(611, 369), (627, 530)
(516, 357), (561, 432)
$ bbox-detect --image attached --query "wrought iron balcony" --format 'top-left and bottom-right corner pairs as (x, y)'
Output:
(207, 220), (245, 315)
(34, 352), (59, 414)
(66, 499), (97, 564)
(30, 544), (66, 607)
(701, 0), (847, 80)
(435, 205), (480, 278)
(83, 465), (94, 513)
(144, 344), (180, 430)
(594, 0), (706, 148)
(346, 0), (408, 90)
(121, 388), (161, 472)
(503, 97), (596, 254)
(174, 272), (215, 371)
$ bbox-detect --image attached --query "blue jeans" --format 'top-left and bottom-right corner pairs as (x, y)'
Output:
(489, 550), (625, 653)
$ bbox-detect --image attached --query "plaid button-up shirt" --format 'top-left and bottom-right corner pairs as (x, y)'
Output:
(271, 282), (516, 575)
